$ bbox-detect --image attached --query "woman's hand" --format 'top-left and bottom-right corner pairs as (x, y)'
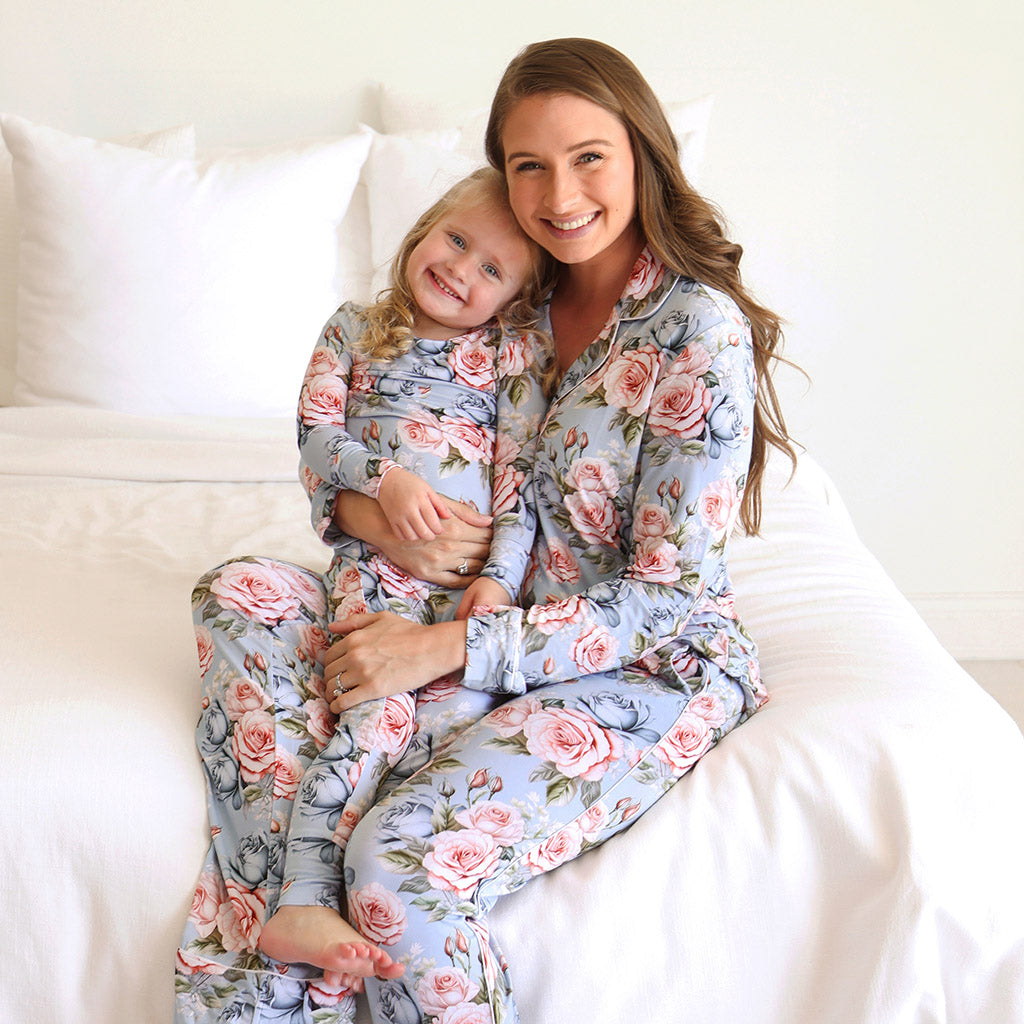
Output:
(323, 612), (468, 712)
(334, 491), (493, 588)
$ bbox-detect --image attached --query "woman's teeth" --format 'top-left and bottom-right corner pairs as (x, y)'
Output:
(551, 213), (597, 231)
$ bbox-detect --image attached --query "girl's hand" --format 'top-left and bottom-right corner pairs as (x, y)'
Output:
(377, 467), (452, 541)
(324, 612), (468, 712)
(454, 576), (514, 621)
(334, 491), (493, 588)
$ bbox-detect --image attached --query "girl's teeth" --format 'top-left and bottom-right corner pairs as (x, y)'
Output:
(552, 213), (597, 231)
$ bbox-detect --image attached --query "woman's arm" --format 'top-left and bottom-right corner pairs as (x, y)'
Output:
(333, 490), (493, 589)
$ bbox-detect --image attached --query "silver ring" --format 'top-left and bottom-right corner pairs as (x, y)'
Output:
(457, 559), (469, 576)
(333, 673), (347, 698)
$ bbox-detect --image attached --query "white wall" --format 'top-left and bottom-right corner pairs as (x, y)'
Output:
(2, 0), (1021, 657)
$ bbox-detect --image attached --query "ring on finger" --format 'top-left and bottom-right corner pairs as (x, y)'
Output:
(457, 559), (469, 576)
(333, 673), (348, 698)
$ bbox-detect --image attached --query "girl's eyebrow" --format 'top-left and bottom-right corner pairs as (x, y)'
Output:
(506, 138), (615, 163)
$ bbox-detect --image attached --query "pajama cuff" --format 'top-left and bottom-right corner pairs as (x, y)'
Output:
(463, 606), (525, 695)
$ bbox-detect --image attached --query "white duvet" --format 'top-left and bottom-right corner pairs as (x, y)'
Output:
(2, 407), (1022, 1024)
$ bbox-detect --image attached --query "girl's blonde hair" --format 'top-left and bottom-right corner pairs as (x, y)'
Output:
(356, 166), (555, 362)
(485, 38), (800, 534)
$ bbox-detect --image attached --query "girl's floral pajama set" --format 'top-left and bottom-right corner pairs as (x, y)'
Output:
(175, 251), (768, 1024)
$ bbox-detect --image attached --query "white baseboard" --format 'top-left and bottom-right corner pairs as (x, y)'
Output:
(906, 592), (1024, 661)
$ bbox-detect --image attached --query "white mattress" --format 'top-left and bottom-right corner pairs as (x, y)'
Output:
(2, 406), (1022, 1023)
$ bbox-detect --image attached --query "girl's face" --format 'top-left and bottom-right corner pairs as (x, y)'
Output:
(406, 199), (533, 340)
(501, 92), (640, 272)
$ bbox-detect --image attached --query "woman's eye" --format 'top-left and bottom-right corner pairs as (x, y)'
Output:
(577, 151), (603, 165)
(513, 160), (542, 173)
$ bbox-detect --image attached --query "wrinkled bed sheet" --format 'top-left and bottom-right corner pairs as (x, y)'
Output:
(2, 407), (1022, 1024)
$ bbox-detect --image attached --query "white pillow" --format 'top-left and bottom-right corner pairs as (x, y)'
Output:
(378, 83), (714, 184)
(1, 115), (372, 416)
(0, 122), (196, 407)
(362, 127), (481, 299)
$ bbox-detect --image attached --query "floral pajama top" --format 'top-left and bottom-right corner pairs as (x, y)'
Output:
(464, 248), (766, 710)
(297, 302), (550, 616)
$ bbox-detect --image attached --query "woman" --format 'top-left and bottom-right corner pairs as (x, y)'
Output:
(176, 36), (795, 1024)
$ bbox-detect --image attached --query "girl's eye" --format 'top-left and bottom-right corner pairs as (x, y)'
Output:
(449, 233), (466, 249)
(483, 264), (500, 279)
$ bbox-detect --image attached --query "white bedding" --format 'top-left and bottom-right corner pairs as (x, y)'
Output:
(2, 407), (1022, 1024)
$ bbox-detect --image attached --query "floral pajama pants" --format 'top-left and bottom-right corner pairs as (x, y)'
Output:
(174, 556), (751, 1024)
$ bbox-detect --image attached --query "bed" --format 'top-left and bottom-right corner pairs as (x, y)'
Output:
(2, 101), (1023, 1024)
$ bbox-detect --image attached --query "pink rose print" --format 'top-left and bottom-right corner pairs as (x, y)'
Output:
(438, 1004), (493, 1024)
(564, 489), (621, 546)
(566, 456), (619, 496)
(602, 344), (662, 416)
(442, 417), (495, 464)
(623, 248), (665, 299)
(708, 629), (730, 668)
(298, 372), (349, 426)
(543, 537), (581, 584)
(369, 554), (429, 602)
(307, 344), (343, 377)
(416, 967), (480, 1017)
(422, 828), (502, 899)
(216, 878), (266, 952)
(195, 625), (214, 678)
(522, 706), (624, 781)
(492, 461), (524, 516)
(654, 712), (714, 773)
(308, 977), (355, 1008)
(397, 407), (449, 455)
(526, 593), (587, 636)
(303, 697), (338, 750)
(189, 870), (226, 938)
(296, 623), (331, 663)
(333, 565), (369, 619)
(419, 673), (463, 703)
(332, 805), (362, 847)
(176, 948), (228, 976)
(231, 709), (277, 783)
(348, 881), (408, 947)
(224, 677), (270, 721)
(498, 333), (533, 377)
(577, 801), (609, 840)
(210, 561), (302, 626)
(355, 695), (416, 761)
(687, 692), (728, 728)
(273, 748), (306, 800)
(630, 537), (682, 585)
(633, 503), (672, 540)
(666, 343), (713, 378)
(454, 800), (525, 845)
(570, 624), (620, 674)
(485, 696), (542, 737)
(348, 352), (373, 394)
(648, 371), (712, 439)
(449, 333), (497, 389)
(270, 561), (326, 616)
(300, 464), (324, 498)
(698, 477), (740, 540)
(526, 822), (584, 875)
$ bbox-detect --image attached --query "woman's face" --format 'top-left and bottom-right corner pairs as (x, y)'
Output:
(500, 92), (640, 271)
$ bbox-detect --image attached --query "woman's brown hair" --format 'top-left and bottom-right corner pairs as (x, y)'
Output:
(357, 166), (555, 363)
(485, 38), (799, 534)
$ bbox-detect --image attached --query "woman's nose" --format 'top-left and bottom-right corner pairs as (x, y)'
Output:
(546, 168), (579, 214)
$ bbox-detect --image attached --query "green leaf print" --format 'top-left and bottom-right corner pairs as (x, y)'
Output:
(379, 848), (424, 875)
(581, 780), (603, 808)
(545, 774), (579, 806)
(398, 875), (433, 895)
(483, 734), (531, 754)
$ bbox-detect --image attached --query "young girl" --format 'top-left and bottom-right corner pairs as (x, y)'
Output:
(257, 167), (553, 985)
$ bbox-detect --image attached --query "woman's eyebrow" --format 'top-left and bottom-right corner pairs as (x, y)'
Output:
(505, 139), (615, 163)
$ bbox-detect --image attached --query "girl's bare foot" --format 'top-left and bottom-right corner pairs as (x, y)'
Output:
(258, 905), (405, 979)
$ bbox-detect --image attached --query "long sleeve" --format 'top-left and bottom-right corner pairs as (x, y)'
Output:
(474, 331), (550, 599)
(462, 276), (756, 694)
(297, 304), (402, 546)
